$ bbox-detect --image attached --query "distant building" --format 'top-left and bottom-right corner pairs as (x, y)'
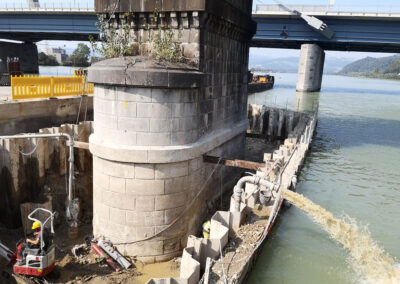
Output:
(27, 0), (40, 9)
(44, 47), (68, 64)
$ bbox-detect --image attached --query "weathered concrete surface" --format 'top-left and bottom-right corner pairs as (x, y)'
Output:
(89, 61), (248, 262)
(90, 0), (256, 263)
(296, 43), (325, 92)
(95, 0), (256, 67)
(91, 88), (245, 261)
(0, 42), (38, 74)
(0, 96), (93, 135)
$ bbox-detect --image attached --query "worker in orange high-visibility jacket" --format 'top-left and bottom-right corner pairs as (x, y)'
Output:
(202, 220), (211, 238)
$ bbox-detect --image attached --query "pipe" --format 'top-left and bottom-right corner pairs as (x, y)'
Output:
(233, 175), (274, 211)
(91, 242), (121, 272)
(0, 133), (74, 202)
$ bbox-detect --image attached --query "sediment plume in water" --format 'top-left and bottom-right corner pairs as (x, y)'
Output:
(282, 190), (400, 283)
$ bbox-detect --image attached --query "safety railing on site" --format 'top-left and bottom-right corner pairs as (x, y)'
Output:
(11, 75), (94, 100)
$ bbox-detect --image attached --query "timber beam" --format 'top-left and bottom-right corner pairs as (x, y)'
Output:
(203, 155), (265, 170)
(67, 141), (90, 150)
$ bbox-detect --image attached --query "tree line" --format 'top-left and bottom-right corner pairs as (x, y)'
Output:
(38, 43), (102, 67)
(338, 55), (400, 80)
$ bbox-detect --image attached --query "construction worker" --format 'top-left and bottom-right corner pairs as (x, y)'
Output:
(26, 221), (42, 248)
(27, 221), (50, 251)
(17, 221), (42, 262)
(202, 220), (211, 238)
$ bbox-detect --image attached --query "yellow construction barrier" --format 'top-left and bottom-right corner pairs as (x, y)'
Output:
(11, 75), (94, 100)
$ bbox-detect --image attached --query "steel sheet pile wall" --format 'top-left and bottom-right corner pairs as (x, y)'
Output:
(0, 121), (93, 228)
(247, 104), (310, 140)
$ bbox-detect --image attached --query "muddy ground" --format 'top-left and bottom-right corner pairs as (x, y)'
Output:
(0, 137), (278, 283)
(0, 223), (180, 284)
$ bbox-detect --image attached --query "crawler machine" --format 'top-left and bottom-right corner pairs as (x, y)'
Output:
(0, 208), (56, 277)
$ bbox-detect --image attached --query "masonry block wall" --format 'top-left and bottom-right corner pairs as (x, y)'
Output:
(90, 0), (255, 263)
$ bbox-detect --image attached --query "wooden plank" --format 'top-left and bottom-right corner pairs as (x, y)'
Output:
(67, 141), (90, 150)
(203, 155), (265, 170)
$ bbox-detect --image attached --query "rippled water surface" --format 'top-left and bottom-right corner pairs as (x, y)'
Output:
(247, 74), (400, 283)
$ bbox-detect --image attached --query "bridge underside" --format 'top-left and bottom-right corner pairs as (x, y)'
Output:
(0, 32), (97, 42)
(252, 17), (400, 53)
(0, 13), (98, 42)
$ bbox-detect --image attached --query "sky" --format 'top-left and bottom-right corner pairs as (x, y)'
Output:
(3, 0), (400, 61)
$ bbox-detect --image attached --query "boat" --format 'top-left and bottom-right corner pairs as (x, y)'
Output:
(248, 71), (274, 94)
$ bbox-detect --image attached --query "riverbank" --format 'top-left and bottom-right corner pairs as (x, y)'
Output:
(338, 72), (400, 81)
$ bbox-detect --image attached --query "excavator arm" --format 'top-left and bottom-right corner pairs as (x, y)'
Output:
(0, 241), (15, 264)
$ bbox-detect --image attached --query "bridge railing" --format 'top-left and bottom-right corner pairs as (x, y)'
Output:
(0, 0), (94, 11)
(255, 4), (400, 14)
(11, 75), (94, 100)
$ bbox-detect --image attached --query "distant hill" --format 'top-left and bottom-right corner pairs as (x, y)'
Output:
(249, 55), (353, 73)
(339, 55), (400, 75)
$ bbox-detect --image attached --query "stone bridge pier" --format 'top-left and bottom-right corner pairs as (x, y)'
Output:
(89, 0), (256, 263)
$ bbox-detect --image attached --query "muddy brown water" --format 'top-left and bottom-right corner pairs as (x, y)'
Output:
(283, 190), (400, 284)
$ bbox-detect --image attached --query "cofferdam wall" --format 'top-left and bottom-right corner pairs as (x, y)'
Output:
(0, 96), (93, 135)
(0, 122), (93, 229)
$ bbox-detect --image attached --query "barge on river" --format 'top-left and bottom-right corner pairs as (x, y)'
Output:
(248, 72), (275, 94)
(149, 104), (317, 284)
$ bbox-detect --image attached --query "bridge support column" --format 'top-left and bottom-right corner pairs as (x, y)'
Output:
(0, 42), (38, 75)
(296, 44), (325, 92)
(90, 0), (256, 264)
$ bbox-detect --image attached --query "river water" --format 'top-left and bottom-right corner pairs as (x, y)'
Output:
(39, 66), (77, 76)
(247, 73), (400, 283)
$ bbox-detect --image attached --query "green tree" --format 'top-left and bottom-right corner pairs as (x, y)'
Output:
(38, 52), (59, 66)
(384, 60), (400, 74)
(64, 43), (91, 67)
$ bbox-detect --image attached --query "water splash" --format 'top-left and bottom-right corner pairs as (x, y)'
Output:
(283, 190), (400, 283)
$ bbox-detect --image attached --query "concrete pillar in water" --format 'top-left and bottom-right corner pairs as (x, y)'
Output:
(295, 92), (321, 114)
(296, 44), (325, 92)
(89, 0), (256, 264)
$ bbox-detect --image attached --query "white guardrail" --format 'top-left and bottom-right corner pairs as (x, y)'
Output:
(255, 4), (400, 14)
(0, 0), (94, 11)
(1, 1), (399, 15)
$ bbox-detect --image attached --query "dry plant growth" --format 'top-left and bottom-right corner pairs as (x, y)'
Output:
(90, 11), (186, 63)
